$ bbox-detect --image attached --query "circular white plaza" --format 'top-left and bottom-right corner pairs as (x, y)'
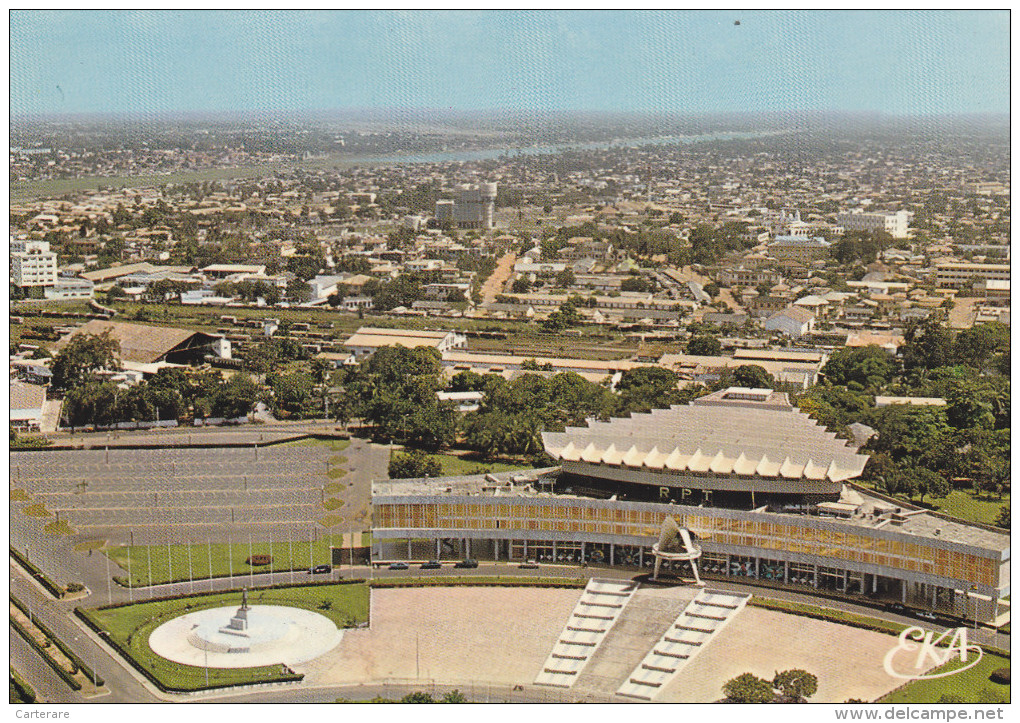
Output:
(149, 604), (343, 669)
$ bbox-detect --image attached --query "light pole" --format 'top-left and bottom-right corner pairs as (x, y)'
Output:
(127, 530), (134, 602)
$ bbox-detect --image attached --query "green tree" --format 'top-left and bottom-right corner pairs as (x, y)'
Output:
(211, 373), (259, 419)
(286, 254), (325, 281)
(919, 468), (951, 502)
(730, 365), (775, 390)
(795, 385), (872, 439)
(953, 322), (1009, 371)
(555, 267), (576, 288)
(616, 366), (682, 414)
(686, 334), (721, 356)
(388, 449), (443, 479)
(62, 381), (120, 427)
(865, 405), (952, 466)
(336, 255), (372, 274)
(541, 300), (583, 332)
(722, 672), (774, 703)
(51, 331), (120, 391)
(440, 690), (467, 704)
(268, 371), (316, 418)
(900, 316), (954, 372)
(511, 277), (531, 293)
(821, 345), (900, 391)
(400, 692), (435, 704)
(994, 504), (1010, 529)
(348, 346), (456, 450)
(772, 669), (818, 702)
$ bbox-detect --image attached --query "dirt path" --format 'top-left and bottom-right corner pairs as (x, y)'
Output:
(948, 296), (979, 328)
(481, 251), (517, 305)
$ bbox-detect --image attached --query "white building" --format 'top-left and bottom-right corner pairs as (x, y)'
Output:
(10, 381), (46, 431)
(43, 277), (94, 300)
(763, 306), (816, 338)
(935, 263), (1010, 291)
(435, 182), (497, 230)
(835, 210), (911, 238)
(343, 326), (467, 361)
(10, 238), (58, 288)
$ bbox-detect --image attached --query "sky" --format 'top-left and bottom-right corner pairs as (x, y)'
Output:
(9, 10), (1011, 117)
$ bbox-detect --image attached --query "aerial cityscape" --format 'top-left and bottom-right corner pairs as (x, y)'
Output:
(8, 9), (1010, 714)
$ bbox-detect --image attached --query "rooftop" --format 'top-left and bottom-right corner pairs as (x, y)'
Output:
(10, 381), (46, 410)
(53, 319), (220, 364)
(543, 388), (868, 483)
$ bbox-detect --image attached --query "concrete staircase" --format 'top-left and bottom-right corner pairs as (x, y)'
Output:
(534, 578), (638, 688)
(570, 586), (697, 697)
(616, 589), (751, 701)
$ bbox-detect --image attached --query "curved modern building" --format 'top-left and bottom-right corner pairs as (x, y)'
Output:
(371, 388), (1010, 623)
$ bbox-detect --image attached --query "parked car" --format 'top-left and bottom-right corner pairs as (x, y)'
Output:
(420, 560), (442, 570)
(885, 602), (907, 614)
(310, 564), (332, 574)
(915, 610), (938, 622)
(519, 559), (539, 569)
(454, 559), (478, 569)
(388, 562), (409, 570)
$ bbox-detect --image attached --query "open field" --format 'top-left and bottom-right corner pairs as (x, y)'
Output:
(80, 583), (368, 691)
(105, 538), (343, 587)
(851, 480), (1008, 527)
(431, 452), (533, 477)
(10, 153), (377, 203)
(935, 490), (1009, 527)
(880, 651), (1010, 704)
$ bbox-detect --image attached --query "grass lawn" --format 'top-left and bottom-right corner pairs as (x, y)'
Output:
(10, 489), (30, 502)
(880, 651), (1010, 704)
(749, 598), (909, 637)
(280, 438), (351, 452)
(81, 583), (368, 691)
(934, 490), (1009, 527)
(43, 520), (75, 535)
(427, 452), (532, 477)
(852, 482), (1008, 527)
(105, 537), (348, 587)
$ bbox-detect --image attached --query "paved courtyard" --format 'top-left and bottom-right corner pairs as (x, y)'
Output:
(659, 606), (927, 703)
(297, 586), (583, 687)
(295, 586), (932, 703)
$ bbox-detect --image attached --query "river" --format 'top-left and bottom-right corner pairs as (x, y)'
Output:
(340, 129), (793, 165)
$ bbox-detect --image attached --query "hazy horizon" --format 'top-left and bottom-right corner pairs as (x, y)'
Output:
(11, 10), (1009, 118)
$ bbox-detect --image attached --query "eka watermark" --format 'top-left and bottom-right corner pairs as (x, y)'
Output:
(883, 626), (983, 680)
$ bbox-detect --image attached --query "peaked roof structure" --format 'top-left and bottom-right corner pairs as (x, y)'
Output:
(543, 388), (869, 484)
(53, 319), (220, 364)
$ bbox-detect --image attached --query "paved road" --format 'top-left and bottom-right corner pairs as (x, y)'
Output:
(9, 564), (160, 704)
(10, 623), (78, 704)
(480, 251), (517, 306)
(41, 419), (343, 449)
